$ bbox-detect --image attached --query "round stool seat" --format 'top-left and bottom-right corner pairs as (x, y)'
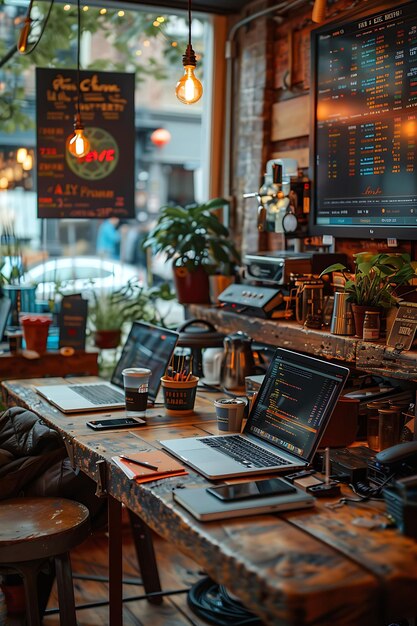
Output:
(0, 497), (90, 563)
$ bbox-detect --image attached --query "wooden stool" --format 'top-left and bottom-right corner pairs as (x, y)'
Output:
(0, 497), (90, 626)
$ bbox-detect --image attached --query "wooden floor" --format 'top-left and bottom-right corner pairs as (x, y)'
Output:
(42, 525), (210, 626)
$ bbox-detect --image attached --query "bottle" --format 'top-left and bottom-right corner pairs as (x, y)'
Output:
(362, 310), (380, 340)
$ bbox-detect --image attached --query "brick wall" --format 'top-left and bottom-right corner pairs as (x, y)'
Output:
(230, 0), (417, 262)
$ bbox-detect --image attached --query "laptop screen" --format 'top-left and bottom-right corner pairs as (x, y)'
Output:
(111, 322), (179, 402)
(245, 348), (349, 461)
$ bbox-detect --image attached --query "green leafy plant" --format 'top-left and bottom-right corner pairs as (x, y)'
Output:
(88, 279), (175, 331)
(143, 198), (241, 275)
(320, 252), (417, 308)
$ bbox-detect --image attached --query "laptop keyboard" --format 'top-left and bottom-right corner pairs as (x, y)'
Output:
(71, 385), (125, 405)
(199, 435), (288, 468)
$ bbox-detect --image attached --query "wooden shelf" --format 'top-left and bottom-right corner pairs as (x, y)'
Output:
(188, 305), (417, 382)
(0, 349), (99, 381)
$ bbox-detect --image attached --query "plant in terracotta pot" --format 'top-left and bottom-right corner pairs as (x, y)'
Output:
(88, 280), (175, 349)
(143, 198), (241, 304)
(320, 252), (417, 337)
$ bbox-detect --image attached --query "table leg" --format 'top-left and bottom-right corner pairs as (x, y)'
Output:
(128, 510), (162, 605)
(108, 496), (123, 626)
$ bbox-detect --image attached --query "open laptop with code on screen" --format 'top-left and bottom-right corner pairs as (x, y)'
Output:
(161, 348), (349, 480)
(35, 321), (178, 413)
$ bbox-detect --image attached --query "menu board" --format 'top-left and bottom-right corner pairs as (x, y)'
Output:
(36, 68), (135, 219)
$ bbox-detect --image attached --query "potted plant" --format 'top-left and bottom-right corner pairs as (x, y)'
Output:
(88, 280), (175, 349)
(320, 252), (417, 337)
(143, 198), (241, 304)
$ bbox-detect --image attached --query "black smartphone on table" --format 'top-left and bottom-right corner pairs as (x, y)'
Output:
(206, 478), (296, 502)
(86, 417), (145, 431)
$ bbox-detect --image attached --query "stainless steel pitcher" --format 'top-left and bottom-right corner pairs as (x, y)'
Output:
(220, 331), (256, 392)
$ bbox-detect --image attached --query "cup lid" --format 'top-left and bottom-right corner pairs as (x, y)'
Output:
(214, 397), (246, 407)
(122, 368), (151, 378)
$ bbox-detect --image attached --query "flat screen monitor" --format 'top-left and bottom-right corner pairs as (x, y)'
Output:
(310, 1), (417, 240)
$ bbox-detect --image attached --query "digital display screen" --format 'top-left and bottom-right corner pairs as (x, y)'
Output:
(246, 351), (346, 460)
(312, 2), (417, 237)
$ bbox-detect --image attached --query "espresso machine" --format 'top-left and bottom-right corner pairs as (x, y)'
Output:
(243, 158), (311, 235)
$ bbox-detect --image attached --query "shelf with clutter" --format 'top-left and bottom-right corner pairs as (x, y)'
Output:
(188, 304), (417, 383)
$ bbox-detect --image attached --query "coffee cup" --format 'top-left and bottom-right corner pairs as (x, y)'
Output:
(122, 368), (151, 420)
(214, 397), (246, 432)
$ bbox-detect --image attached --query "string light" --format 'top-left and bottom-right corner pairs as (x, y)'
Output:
(83, 6), (89, 11)
(143, 39), (150, 47)
(118, 10), (125, 17)
(99, 7), (107, 15)
(135, 50), (142, 56)
(16, 148), (28, 164)
(67, 0), (90, 158)
(22, 154), (33, 171)
(157, 16), (164, 23)
(64, 4), (71, 10)
(175, 0), (202, 105)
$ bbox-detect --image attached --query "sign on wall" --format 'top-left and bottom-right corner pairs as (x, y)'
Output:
(36, 68), (135, 219)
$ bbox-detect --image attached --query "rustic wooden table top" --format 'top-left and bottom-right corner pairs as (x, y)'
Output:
(3, 377), (417, 626)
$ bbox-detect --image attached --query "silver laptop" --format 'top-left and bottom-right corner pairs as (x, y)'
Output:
(160, 348), (349, 479)
(35, 322), (178, 413)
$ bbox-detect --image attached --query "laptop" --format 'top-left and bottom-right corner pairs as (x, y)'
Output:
(35, 322), (179, 413)
(160, 348), (349, 479)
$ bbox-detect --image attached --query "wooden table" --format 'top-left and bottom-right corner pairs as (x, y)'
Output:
(3, 377), (417, 626)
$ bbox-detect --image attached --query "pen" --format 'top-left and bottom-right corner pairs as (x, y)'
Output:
(120, 455), (158, 471)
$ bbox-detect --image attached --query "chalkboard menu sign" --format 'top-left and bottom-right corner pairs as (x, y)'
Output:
(36, 68), (135, 219)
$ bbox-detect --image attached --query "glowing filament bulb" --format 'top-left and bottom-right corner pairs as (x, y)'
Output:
(68, 126), (90, 158)
(175, 65), (203, 105)
(17, 17), (31, 53)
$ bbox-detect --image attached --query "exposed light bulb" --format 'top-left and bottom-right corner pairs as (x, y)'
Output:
(16, 148), (28, 164)
(67, 117), (90, 158)
(17, 16), (31, 53)
(176, 64), (203, 105)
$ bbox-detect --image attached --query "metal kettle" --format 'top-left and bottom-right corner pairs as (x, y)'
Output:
(220, 331), (256, 392)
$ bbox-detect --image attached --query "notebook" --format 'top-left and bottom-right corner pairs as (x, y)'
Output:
(112, 450), (187, 483)
(160, 348), (349, 479)
(35, 322), (179, 413)
(173, 482), (315, 521)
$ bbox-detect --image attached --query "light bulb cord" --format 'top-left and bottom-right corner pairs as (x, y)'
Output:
(188, 0), (191, 47)
(183, 0), (196, 68)
(76, 0), (82, 124)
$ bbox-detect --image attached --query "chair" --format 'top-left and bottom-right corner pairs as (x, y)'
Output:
(0, 497), (90, 626)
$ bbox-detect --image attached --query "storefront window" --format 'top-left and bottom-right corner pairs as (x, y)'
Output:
(0, 1), (210, 282)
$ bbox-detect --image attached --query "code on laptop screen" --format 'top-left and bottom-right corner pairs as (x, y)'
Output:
(247, 351), (346, 459)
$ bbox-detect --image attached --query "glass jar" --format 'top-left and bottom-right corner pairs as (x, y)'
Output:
(378, 407), (401, 451)
(363, 310), (380, 340)
(389, 399), (413, 432)
(366, 400), (388, 451)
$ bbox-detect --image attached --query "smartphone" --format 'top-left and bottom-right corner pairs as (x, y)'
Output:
(86, 417), (145, 431)
(206, 478), (296, 502)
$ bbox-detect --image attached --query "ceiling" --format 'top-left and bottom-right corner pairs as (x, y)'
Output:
(122, 0), (254, 15)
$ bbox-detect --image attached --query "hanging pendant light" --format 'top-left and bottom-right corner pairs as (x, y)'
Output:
(17, 0), (34, 53)
(175, 0), (203, 105)
(67, 0), (90, 158)
(312, 0), (327, 24)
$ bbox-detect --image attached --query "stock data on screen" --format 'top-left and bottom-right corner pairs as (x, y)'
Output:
(314, 3), (417, 227)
